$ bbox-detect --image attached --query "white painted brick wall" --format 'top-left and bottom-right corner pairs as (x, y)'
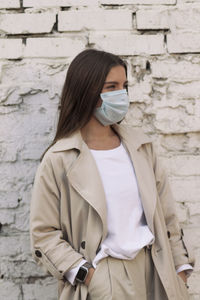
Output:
(167, 33), (200, 53)
(24, 37), (86, 57)
(89, 32), (165, 55)
(151, 60), (200, 79)
(58, 10), (132, 31)
(136, 9), (170, 30)
(0, 13), (56, 34)
(0, 0), (20, 8)
(0, 39), (22, 59)
(24, 0), (99, 7)
(136, 6), (200, 32)
(100, 0), (176, 4)
(0, 1), (200, 300)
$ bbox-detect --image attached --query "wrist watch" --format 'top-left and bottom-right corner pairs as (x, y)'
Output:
(75, 262), (93, 283)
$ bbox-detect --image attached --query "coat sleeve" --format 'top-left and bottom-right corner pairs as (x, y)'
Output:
(150, 142), (195, 269)
(30, 153), (83, 281)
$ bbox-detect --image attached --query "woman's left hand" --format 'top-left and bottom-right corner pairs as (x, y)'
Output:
(178, 271), (187, 283)
(85, 268), (95, 287)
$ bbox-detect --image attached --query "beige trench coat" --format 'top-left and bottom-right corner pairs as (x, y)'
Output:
(30, 124), (195, 300)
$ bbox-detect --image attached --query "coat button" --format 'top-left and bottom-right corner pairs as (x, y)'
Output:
(167, 231), (171, 238)
(35, 250), (42, 257)
(81, 241), (85, 249)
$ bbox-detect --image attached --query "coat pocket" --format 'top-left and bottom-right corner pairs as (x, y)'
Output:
(87, 265), (99, 291)
(87, 258), (112, 299)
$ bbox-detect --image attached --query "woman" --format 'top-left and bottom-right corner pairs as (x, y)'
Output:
(30, 49), (194, 300)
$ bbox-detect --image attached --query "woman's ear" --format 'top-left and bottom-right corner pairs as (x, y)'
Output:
(96, 98), (102, 108)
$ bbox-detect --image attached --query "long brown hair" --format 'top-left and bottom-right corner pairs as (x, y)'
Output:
(41, 49), (127, 159)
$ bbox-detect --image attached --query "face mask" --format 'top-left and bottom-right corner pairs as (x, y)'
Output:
(94, 89), (130, 126)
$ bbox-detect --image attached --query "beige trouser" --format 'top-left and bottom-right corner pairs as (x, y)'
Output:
(87, 247), (168, 300)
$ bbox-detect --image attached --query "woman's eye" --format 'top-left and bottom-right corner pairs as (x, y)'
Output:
(106, 85), (115, 89)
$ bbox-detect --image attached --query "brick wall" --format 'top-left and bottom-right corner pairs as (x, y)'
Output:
(0, 1), (200, 299)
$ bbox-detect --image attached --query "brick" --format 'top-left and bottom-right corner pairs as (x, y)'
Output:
(189, 204), (200, 221)
(125, 105), (144, 127)
(0, 141), (18, 162)
(151, 60), (200, 79)
(0, 92), (58, 162)
(183, 0), (200, 2)
(0, 106), (19, 115)
(0, 60), (69, 85)
(128, 78), (152, 103)
(0, 86), (22, 106)
(175, 202), (188, 224)
(23, 0), (98, 7)
(153, 99), (195, 117)
(170, 177), (200, 203)
(24, 37), (86, 58)
(58, 10), (132, 31)
(0, 281), (21, 300)
(0, 210), (14, 225)
(0, 0), (20, 8)
(1, 260), (47, 278)
(159, 133), (200, 154)
(0, 192), (19, 208)
(0, 236), (30, 257)
(136, 9), (169, 30)
(167, 33), (200, 53)
(22, 278), (57, 300)
(168, 80), (200, 100)
(168, 97), (193, 112)
(187, 132), (200, 150)
(158, 134), (188, 154)
(166, 155), (200, 176)
(192, 248), (200, 272)
(0, 39), (22, 59)
(172, 6), (200, 32)
(154, 107), (200, 133)
(89, 32), (165, 55)
(0, 13), (56, 35)
(0, 161), (37, 192)
(188, 202), (200, 223)
(100, 0), (176, 4)
(136, 7), (200, 31)
(12, 205), (30, 231)
(183, 227), (200, 250)
(21, 136), (54, 161)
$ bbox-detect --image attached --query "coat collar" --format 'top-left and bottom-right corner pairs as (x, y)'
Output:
(51, 124), (151, 153)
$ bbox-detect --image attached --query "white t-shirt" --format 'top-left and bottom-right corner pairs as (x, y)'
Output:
(90, 142), (154, 267)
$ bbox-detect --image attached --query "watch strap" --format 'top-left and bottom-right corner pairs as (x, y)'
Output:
(83, 262), (93, 269)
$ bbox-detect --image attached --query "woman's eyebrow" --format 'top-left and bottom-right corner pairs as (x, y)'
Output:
(104, 80), (128, 84)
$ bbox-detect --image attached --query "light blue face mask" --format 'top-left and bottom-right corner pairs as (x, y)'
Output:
(94, 89), (130, 126)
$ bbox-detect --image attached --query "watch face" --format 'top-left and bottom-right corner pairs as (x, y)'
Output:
(77, 267), (87, 281)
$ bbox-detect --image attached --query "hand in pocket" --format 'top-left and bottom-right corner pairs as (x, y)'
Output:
(85, 268), (95, 287)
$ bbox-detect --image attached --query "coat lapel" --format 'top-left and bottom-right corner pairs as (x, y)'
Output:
(67, 142), (108, 240)
(124, 144), (156, 235)
(113, 124), (157, 235)
(53, 132), (108, 241)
